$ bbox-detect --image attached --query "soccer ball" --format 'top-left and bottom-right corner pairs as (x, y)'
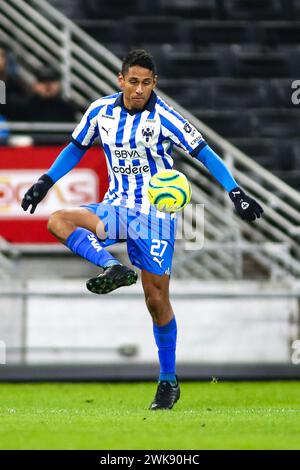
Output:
(147, 169), (192, 213)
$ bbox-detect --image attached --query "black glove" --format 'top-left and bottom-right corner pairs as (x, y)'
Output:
(21, 174), (54, 214)
(229, 187), (263, 221)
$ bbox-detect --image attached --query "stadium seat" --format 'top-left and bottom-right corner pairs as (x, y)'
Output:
(235, 52), (291, 78)
(254, 110), (300, 138)
(291, 0), (300, 19)
(230, 138), (294, 171)
(192, 110), (254, 138)
(83, 0), (142, 18)
(278, 141), (297, 171)
(138, 42), (192, 60)
(206, 43), (262, 54)
(276, 46), (300, 78)
(291, 139), (300, 169)
(262, 22), (300, 46)
(99, 43), (128, 60)
(268, 79), (299, 108)
(211, 79), (271, 109)
(273, 171), (300, 189)
(127, 17), (184, 45)
(190, 21), (253, 46)
(159, 0), (219, 19)
(223, 0), (284, 20)
(166, 53), (224, 78)
(76, 20), (126, 44)
(158, 79), (214, 108)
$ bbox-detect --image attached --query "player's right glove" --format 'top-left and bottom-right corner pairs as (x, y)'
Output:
(21, 174), (54, 214)
(229, 187), (263, 222)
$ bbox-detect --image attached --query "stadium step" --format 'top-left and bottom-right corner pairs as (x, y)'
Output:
(160, 78), (298, 111)
(230, 138), (297, 172)
(253, 109), (300, 138)
(165, 52), (227, 78)
(159, 78), (214, 108)
(235, 52), (293, 79)
(83, 0), (143, 19)
(160, 0), (219, 19)
(221, 0), (286, 20)
(262, 21), (300, 46)
(190, 21), (254, 45)
(75, 19), (127, 44)
(273, 170), (300, 189)
(126, 16), (186, 44)
(190, 109), (255, 138)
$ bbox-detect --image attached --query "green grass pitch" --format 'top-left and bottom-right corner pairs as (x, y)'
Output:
(0, 381), (299, 450)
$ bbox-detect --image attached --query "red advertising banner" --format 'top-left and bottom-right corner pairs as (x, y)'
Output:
(0, 146), (108, 243)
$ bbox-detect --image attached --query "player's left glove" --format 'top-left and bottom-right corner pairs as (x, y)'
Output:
(229, 187), (263, 221)
(21, 174), (54, 214)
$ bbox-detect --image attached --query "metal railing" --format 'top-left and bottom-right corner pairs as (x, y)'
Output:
(0, 0), (119, 106)
(0, 237), (20, 280)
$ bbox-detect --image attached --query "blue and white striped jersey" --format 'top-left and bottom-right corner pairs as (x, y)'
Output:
(72, 91), (206, 214)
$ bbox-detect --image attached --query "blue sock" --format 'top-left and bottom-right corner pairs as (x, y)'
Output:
(153, 317), (177, 384)
(66, 228), (121, 268)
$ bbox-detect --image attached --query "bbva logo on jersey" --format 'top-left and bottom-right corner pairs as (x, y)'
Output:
(114, 149), (141, 159)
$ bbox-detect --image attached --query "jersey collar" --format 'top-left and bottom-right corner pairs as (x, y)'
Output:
(114, 91), (157, 114)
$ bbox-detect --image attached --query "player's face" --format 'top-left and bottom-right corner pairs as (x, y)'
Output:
(34, 80), (61, 99)
(118, 66), (157, 111)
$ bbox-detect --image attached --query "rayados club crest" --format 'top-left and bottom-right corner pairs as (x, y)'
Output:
(141, 125), (155, 144)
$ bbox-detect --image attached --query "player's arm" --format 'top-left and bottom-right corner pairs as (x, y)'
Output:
(159, 108), (263, 221)
(21, 101), (101, 214)
(21, 142), (87, 214)
(194, 144), (263, 221)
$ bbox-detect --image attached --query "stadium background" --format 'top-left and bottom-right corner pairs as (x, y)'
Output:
(0, 0), (300, 450)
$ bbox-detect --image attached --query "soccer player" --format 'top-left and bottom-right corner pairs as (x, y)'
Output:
(21, 50), (263, 410)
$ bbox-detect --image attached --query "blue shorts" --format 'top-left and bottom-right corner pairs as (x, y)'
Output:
(81, 203), (177, 276)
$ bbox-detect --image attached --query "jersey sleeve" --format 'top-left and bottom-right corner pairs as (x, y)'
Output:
(159, 105), (207, 156)
(71, 101), (102, 149)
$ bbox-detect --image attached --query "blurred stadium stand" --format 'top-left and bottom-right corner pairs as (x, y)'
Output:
(0, 0), (300, 379)
(69, 0), (300, 190)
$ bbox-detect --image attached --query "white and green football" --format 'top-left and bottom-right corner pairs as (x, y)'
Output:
(147, 169), (192, 213)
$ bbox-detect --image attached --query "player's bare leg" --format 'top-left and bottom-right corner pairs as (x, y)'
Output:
(141, 270), (173, 326)
(47, 208), (137, 294)
(47, 207), (105, 242)
(141, 270), (180, 410)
